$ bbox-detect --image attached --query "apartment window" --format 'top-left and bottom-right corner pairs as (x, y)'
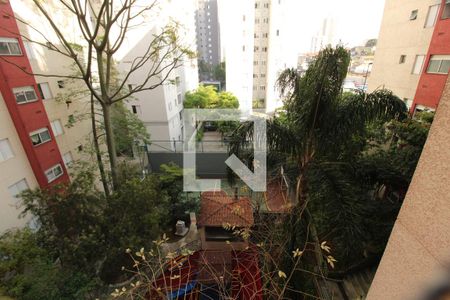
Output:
(260, 74), (266, 78)
(263, 33), (268, 38)
(63, 152), (73, 168)
(410, 9), (418, 20)
(254, 33), (258, 38)
(57, 80), (65, 88)
(263, 18), (269, 23)
(425, 4), (440, 27)
(255, 18), (260, 24)
(13, 86), (38, 104)
(427, 55), (450, 74)
(131, 105), (139, 114)
(276, 29), (280, 36)
(254, 61), (258, 66)
(242, 45), (246, 52)
(128, 84), (134, 92)
(412, 55), (425, 74)
(255, 3), (258, 8)
(50, 120), (64, 136)
(0, 37), (22, 55)
(264, 3), (269, 8)
(399, 55), (406, 64)
(262, 61), (266, 66)
(254, 46), (259, 52)
(37, 82), (53, 100)
(260, 86), (266, 91)
(262, 47), (268, 52)
(23, 41), (36, 59)
(0, 139), (14, 162)
(45, 164), (64, 183)
(443, 0), (450, 19)
(30, 128), (51, 146)
(8, 179), (29, 198)
(253, 74), (258, 78)
(243, 15), (246, 22)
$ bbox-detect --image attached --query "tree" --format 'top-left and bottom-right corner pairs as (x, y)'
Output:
(2, 0), (195, 190)
(111, 102), (150, 157)
(213, 61), (226, 89)
(230, 46), (407, 292)
(184, 85), (218, 109)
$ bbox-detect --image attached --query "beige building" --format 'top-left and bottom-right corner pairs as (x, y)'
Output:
(0, 1), (93, 233)
(368, 0), (441, 107)
(367, 71), (450, 300)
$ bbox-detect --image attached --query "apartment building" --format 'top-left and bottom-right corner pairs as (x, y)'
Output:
(195, 0), (221, 82)
(222, 0), (294, 113)
(0, 1), (92, 232)
(117, 0), (199, 147)
(369, 0), (450, 111)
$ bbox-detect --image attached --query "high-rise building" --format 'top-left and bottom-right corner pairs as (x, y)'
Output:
(0, 0), (93, 232)
(222, 0), (294, 113)
(369, 0), (450, 112)
(310, 17), (336, 54)
(195, 0), (221, 82)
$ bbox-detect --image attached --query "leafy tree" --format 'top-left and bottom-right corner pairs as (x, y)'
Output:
(213, 61), (226, 88)
(184, 85), (218, 108)
(111, 102), (150, 157)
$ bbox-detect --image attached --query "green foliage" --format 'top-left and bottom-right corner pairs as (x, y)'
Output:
(184, 85), (239, 109)
(112, 102), (150, 157)
(213, 61), (226, 87)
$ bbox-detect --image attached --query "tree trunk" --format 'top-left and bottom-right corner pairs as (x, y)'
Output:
(91, 95), (110, 197)
(102, 102), (119, 189)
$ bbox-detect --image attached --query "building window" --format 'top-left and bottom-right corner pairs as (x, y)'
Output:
(0, 138), (14, 162)
(260, 74), (266, 78)
(410, 9), (418, 20)
(37, 82), (53, 99)
(427, 55), (450, 74)
(254, 61), (258, 66)
(128, 84), (134, 92)
(443, 0), (450, 19)
(425, 4), (440, 27)
(242, 45), (246, 52)
(57, 80), (65, 88)
(412, 55), (425, 74)
(262, 47), (268, 52)
(263, 33), (268, 38)
(264, 3), (269, 8)
(131, 105), (139, 114)
(263, 18), (269, 23)
(8, 179), (29, 198)
(243, 15), (246, 22)
(63, 152), (73, 168)
(276, 29), (280, 36)
(399, 55), (406, 64)
(0, 37), (22, 55)
(255, 2), (258, 8)
(260, 86), (266, 91)
(13, 86), (38, 104)
(30, 128), (51, 146)
(23, 41), (36, 59)
(50, 120), (64, 136)
(254, 46), (259, 52)
(45, 164), (64, 183)
(262, 61), (266, 66)
(253, 74), (258, 78)
(255, 18), (260, 24)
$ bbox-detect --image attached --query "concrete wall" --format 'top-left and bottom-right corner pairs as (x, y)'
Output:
(367, 76), (450, 300)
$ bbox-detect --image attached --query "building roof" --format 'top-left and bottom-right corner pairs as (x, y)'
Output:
(198, 191), (254, 227)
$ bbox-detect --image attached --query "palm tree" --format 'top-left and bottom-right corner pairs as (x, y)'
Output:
(230, 46), (407, 292)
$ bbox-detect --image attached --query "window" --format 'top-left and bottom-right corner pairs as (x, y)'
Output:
(0, 37), (22, 55)
(57, 80), (65, 88)
(255, 18), (260, 24)
(243, 15), (246, 22)
(253, 61), (258, 66)
(50, 120), (63, 136)
(0, 139), (14, 162)
(242, 45), (246, 52)
(128, 84), (133, 92)
(45, 164), (64, 183)
(255, 3), (258, 8)
(254, 46), (259, 52)
(262, 47), (268, 52)
(37, 82), (52, 99)
(263, 18), (269, 23)
(8, 179), (29, 198)
(399, 55), (406, 64)
(264, 3), (269, 8)
(427, 55), (450, 74)
(23, 41), (36, 59)
(263, 33), (268, 38)
(442, 0), (450, 19)
(253, 74), (258, 78)
(13, 86), (38, 104)
(30, 128), (51, 146)
(425, 4), (440, 27)
(276, 29), (280, 36)
(410, 9), (418, 20)
(177, 93), (182, 104)
(63, 152), (73, 168)
(260, 73), (266, 78)
(412, 55), (425, 74)
(131, 105), (138, 114)
(260, 85), (266, 91)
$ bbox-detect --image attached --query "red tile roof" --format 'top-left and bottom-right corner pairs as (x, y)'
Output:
(198, 191), (254, 227)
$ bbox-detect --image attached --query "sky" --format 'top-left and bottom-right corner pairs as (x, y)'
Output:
(287, 0), (386, 54)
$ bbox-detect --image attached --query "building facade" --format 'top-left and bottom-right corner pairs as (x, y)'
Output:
(195, 0), (221, 82)
(0, 0), (93, 232)
(369, 0), (450, 111)
(222, 0), (294, 113)
(117, 0), (199, 147)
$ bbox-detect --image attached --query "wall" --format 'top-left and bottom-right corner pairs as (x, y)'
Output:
(412, 0), (450, 110)
(367, 75), (450, 300)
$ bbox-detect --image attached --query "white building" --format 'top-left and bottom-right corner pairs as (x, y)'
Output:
(221, 0), (294, 113)
(310, 17), (337, 54)
(117, 0), (199, 146)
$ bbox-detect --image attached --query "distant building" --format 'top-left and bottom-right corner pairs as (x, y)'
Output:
(369, 0), (450, 111)
(310, 17), (337, 54)
(195, 0), (221, 82)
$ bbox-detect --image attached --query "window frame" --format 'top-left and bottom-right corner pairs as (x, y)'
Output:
(424, 4), (440, 27)
(426, 55), (450, 74)
(29, 128), (51, 146)
(0, 138), (14, 162)
(13, 86), (38, 104)
(37, 82), (53, 100)
(410, 9), (418, 20)
(411, 55), (425, 74)
(50, 119), (64, 137)
(8, 178), (29, 199)
(442, 0), (450, 19)
(0, 37), (22, 56)
(45, 164), (64, 183)
(63, 152), (73, 168)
